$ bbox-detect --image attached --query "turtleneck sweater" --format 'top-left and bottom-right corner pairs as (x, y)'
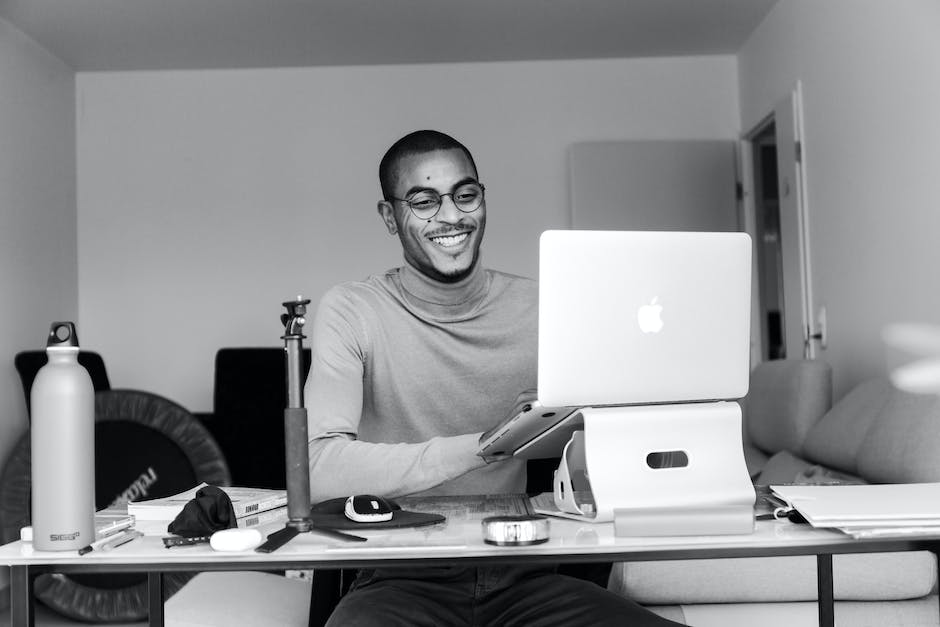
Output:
(304, 259), (537, 501)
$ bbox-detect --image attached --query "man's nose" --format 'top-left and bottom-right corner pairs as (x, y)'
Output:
(435, 193), (462, 222)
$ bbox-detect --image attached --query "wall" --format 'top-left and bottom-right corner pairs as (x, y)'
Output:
(0, 15), (76, 597)
(738, 0), (940, 398)
(76, 56), (740, 412)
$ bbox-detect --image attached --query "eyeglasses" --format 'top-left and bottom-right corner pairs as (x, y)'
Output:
(392, 182), (485, 221)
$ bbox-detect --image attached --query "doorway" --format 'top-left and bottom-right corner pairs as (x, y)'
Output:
(750, 120), (787, 360)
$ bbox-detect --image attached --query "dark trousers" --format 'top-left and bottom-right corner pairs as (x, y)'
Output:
(324, 565), (682, 627)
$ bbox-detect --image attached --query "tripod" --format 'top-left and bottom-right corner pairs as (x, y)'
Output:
(256, 296), (364, 553)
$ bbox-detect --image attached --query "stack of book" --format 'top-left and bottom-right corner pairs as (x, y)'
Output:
(770, 482), (940, 539)
(128, 482), (288, 534)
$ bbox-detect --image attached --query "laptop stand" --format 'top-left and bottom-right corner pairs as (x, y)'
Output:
(549, 401), (756, 535)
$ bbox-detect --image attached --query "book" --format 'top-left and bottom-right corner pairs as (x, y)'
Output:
(127, 482), (287, 521)
(133, 506), (289, 536)
(237, 506), (287, 529)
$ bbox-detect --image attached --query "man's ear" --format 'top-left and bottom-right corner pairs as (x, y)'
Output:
(377, 201), (398, 235)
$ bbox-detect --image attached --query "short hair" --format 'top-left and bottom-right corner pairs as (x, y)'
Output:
(379, 130), (478, 201)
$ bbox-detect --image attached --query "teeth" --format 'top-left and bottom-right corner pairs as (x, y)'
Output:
(431, 233), (469, 247)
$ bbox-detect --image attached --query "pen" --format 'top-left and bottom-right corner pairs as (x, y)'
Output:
(78, 529), (143, 555)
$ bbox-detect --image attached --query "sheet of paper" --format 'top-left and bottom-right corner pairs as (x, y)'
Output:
(395, 493), (534, 521)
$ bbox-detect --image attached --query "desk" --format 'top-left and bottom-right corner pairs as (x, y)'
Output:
(3, 515), (939, 627)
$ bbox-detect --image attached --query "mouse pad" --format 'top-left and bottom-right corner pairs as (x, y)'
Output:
(309, 497), (446, 530)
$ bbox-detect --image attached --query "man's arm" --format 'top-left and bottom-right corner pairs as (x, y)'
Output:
(307, 433), (485, 500)
(304, 287), (488, 502)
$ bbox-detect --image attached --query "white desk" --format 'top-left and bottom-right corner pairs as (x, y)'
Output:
(3, 513), (940, 627)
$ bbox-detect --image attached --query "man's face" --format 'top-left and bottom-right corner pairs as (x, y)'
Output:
(378, 148), (486, 283)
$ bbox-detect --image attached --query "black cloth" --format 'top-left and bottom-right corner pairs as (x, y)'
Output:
(167, 485), (237, 537)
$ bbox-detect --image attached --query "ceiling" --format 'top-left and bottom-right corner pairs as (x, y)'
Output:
(0, 0), (778, 72)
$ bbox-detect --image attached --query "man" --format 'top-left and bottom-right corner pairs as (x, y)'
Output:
(304, 130), (679, 626)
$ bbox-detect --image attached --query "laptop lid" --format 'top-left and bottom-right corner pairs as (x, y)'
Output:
(477, 229), (752, 460)
(537, 229), (751, 407)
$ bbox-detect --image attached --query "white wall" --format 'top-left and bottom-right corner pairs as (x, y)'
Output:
(738, 0), (940, 398)
(0, 17), (77, 480)
(0, 15), (76, 596)
(77, 56), (740, 412)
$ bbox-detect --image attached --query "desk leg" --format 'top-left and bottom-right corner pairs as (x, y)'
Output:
(9, 565), (34, 627)
(148, 572), (164, 627)
(817, 554), (834, 627)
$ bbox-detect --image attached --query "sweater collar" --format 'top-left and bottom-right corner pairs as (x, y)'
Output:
(398, 258), (488, 318)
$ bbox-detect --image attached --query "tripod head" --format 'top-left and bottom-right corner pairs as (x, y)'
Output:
(281, 296), (311, 335)
(281, 296), (311, 410)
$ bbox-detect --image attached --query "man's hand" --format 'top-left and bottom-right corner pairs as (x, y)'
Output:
(477, 389), (538, 464)
(505, 388), (539, 420)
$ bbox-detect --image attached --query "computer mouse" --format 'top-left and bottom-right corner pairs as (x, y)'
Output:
(344, 494), (394, 523)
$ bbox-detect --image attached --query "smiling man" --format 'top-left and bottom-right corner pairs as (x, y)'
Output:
(377, 139), (485, 283)
(303, 130), (680, 626)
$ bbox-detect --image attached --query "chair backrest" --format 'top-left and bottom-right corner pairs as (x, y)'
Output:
(14, 350), (111, 415)
(208, 347), (311, 490)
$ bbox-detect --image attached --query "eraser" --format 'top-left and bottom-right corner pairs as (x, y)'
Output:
(20, 526), (33, 542)
(210, 528), (263, 552)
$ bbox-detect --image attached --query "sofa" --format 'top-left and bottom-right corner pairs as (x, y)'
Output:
(608, 359), (940, 626)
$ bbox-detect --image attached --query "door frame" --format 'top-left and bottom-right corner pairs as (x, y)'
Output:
(740, 81), (818, 363)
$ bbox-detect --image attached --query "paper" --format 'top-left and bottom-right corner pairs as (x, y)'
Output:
(394, 493), (534, 521)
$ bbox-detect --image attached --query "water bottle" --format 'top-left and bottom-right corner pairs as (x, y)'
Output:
(30, 322), (96, 551)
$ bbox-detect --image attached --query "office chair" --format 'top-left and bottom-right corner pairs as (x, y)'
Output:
(203, 347), (312, 490)
(14, 349), (112, 413)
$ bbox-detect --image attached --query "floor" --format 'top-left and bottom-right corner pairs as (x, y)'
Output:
(0, 604), (144, 626)
(0, 571), (313, 626)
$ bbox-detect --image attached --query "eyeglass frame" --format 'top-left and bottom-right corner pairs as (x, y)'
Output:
(390, 181), (486, 221)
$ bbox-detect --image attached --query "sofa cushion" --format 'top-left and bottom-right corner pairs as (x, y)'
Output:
(802, 377), (893, 474)
(744, 360), (832, 458)
(672, 597), (939, 627)
(755, 450), (817, 485)
(756, 450), (866, 486)
(611, 551), (937, 604)
(742, 439), (770, 480)
(856, 389), (940, 483)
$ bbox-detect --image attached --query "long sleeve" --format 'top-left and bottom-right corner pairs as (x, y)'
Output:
(304, 267), (535, 502)
(307, 434), (486, 500)
(304, 284), (489, 502)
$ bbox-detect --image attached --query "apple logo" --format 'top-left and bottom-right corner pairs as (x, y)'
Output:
(637, 297), (664, 333)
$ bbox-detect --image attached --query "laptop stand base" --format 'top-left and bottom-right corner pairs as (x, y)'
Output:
(549, 401), (756, 534)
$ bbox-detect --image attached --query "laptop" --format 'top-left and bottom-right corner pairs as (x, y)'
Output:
(478, 229), (752, 460)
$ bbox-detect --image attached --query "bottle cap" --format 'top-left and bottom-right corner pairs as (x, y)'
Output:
(46, 321), (80, 349)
